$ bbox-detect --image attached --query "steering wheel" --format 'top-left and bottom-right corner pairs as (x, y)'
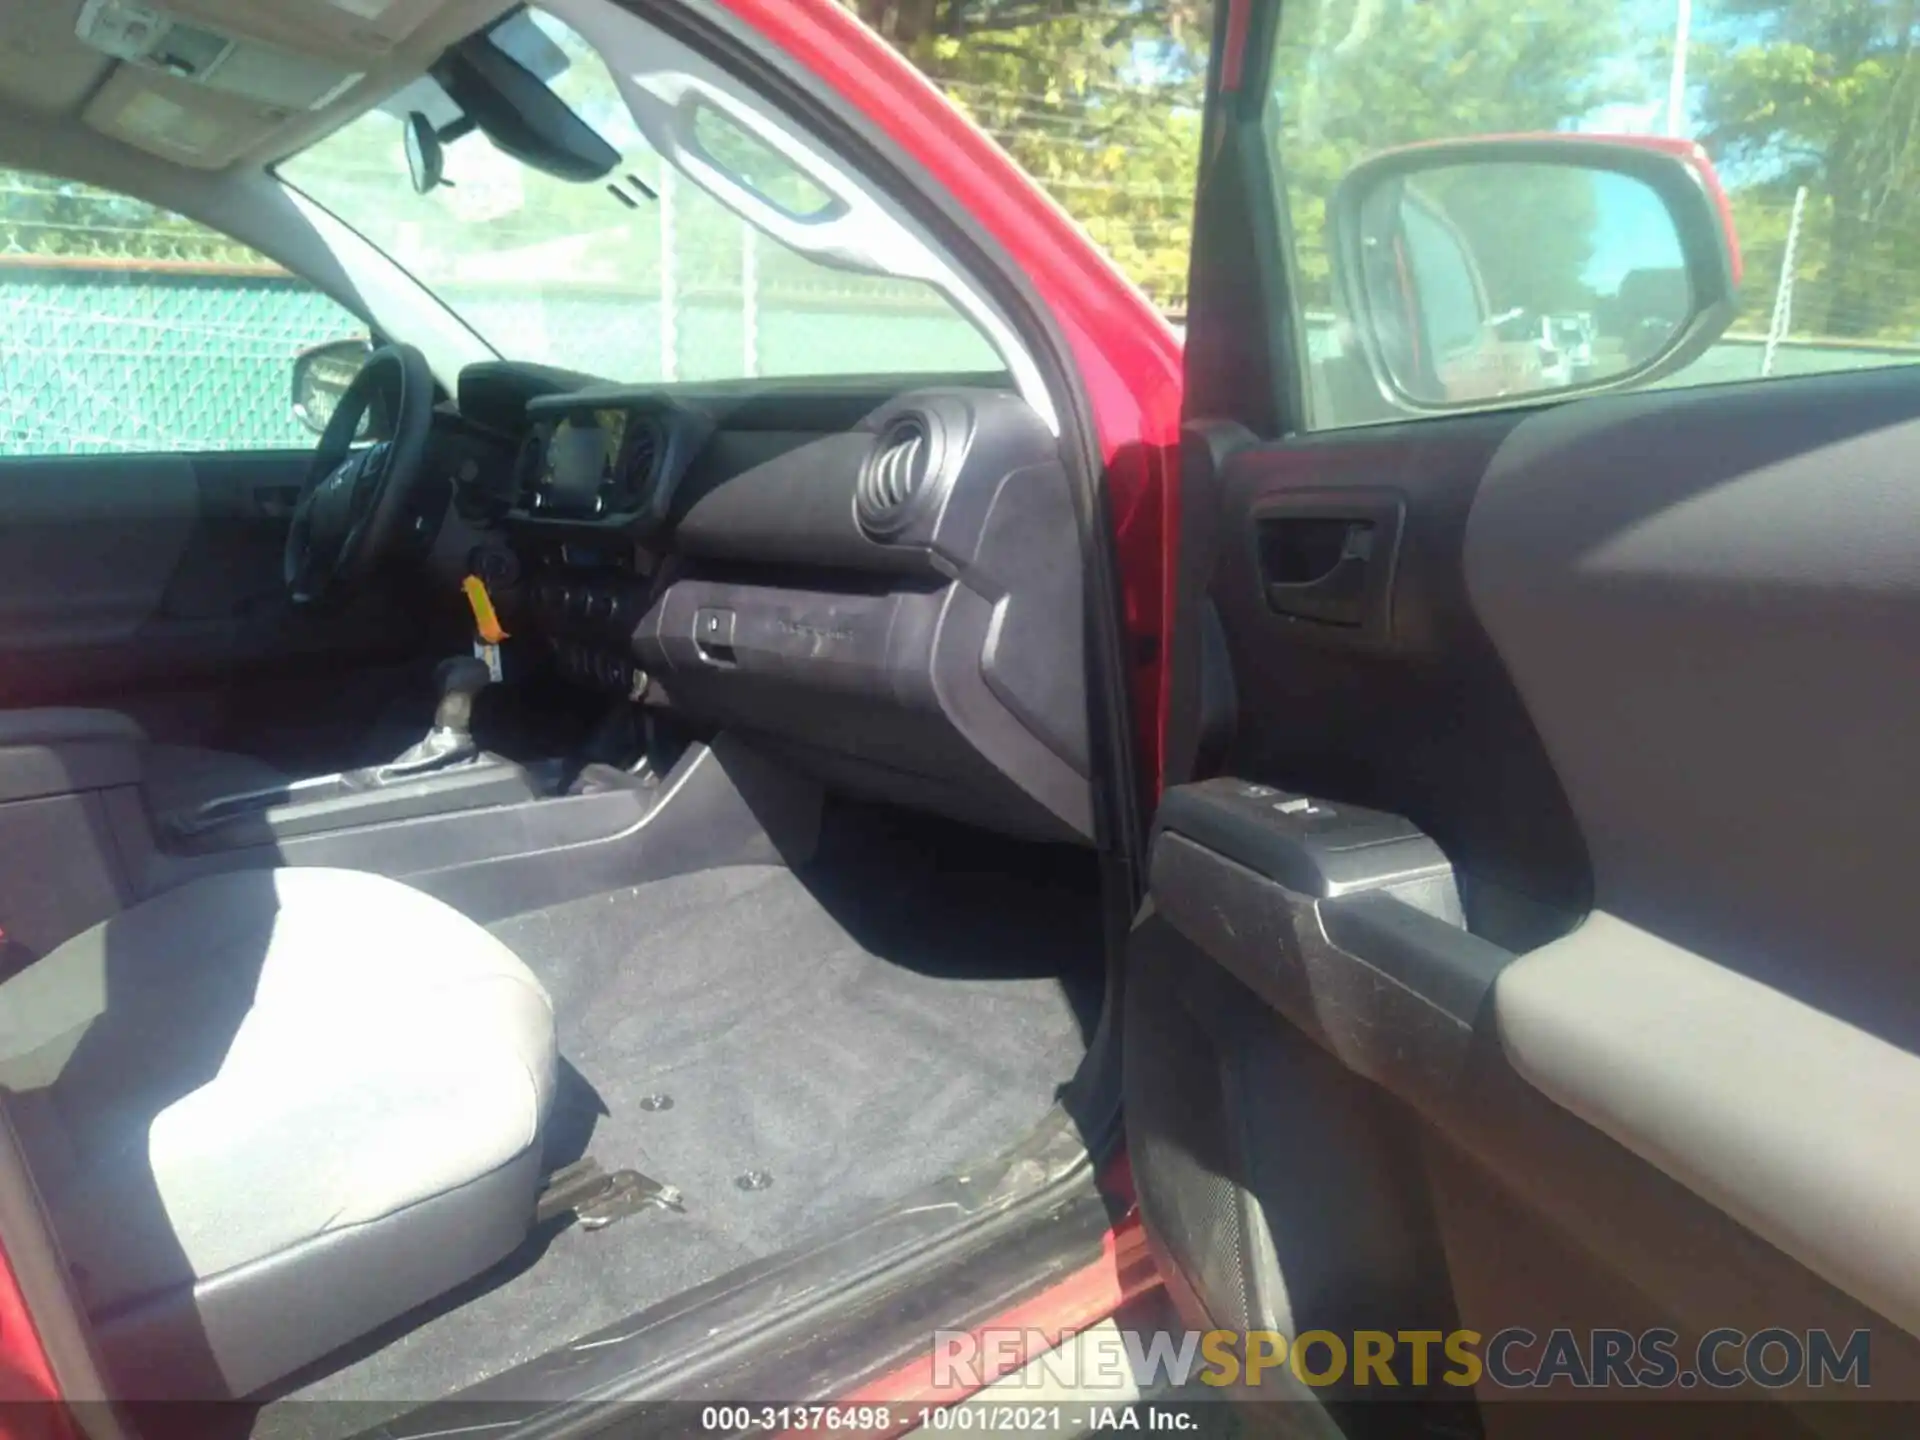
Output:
(285, 343), (437, 606)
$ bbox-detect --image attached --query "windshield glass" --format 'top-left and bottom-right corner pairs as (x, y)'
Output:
(279, 7), (999, 383)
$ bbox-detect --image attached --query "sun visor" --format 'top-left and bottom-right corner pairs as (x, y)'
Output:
(85, 0), (445, 65)
(76, 0), (366, 110)
(82, 64), (288, 167)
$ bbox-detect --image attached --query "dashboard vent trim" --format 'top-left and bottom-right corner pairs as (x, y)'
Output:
(857, 415), (931, 540)
(617, 421), (661, 509)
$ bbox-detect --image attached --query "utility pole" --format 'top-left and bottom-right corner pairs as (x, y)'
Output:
(659, 166), (679, 383)
(742, 219), (759, 378)
(1763, 186), (1809, 378)
(1667, 0), (1693, 138)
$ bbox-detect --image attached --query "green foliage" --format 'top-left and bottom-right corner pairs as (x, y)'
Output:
(1697, 0), (1920, 337)
(1272, 0), (1643, 312)
(0, 171), (267, 266)
(851, 0), (1210, 307)
(1415, 164), (1604, 317)
(851, 0), (1920, 343)
(12, 0), (1920, 349)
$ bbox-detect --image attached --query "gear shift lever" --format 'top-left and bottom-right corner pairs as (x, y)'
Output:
(366, 656), (493, 782)
(431, 656), (493, 737)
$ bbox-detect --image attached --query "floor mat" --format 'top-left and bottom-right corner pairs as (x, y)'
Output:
(276, 822), (1102, 1409)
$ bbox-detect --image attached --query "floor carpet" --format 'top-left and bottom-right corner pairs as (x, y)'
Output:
(269, 815), (1103, 1418)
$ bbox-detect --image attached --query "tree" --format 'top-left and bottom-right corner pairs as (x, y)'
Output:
(843, 0), (1646, 315)
(0, 170), (262, 265)
(848, 0), (1212, 307)
(1417, 164), (1603, 317)
(1697, 0), (1920, 337)
(1269, 0), (1646, 312)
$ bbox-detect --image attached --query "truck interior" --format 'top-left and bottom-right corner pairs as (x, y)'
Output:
(0, 0), (1130, 1430)
(12, 0), (1917, 1437)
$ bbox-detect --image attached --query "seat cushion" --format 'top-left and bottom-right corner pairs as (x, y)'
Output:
(0, 868), (556, 1323)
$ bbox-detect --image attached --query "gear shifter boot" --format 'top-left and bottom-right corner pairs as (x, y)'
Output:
(361, 656), (495, 784)
(367, 725), (478, 782)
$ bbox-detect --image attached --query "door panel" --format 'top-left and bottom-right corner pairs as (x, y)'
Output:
(1131, 0), (1920, 1426)
(1465, 369), (1920, 1046)
(0, 455), (200, 657)
(1134, 373), (1920, 1420)
(1198, 413), (1590, 950)
(0, 451), (439, 757)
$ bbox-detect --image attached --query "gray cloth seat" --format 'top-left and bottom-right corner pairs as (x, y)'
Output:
(0, 867), (557, 1399)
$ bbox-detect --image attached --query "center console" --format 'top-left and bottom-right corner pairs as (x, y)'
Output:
(151, 656), (554, 854)
(490, 387), (704, 700)
(521, 553), (649, 698)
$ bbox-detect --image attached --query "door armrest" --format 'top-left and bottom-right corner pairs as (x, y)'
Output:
(0, 708), (146, 802)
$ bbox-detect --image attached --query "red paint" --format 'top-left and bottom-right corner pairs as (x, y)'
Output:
(835, 1212), (1160, 1424)
(1219, 0), (1252, 95)
(0, 1237), (67, 1432)
(715, 0), (1186, 799)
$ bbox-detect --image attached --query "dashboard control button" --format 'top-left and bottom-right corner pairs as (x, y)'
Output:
(586, 590), (616, 623)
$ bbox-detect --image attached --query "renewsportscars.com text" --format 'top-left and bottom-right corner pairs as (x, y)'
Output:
(932, 1327), (1873, 1392)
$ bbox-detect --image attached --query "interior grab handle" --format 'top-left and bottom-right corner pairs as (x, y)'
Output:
(1262, 520), (1375, 626)
(1251, 490), (1405, 643)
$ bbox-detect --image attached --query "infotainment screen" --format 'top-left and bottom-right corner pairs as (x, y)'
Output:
(540, 409), (628, 514)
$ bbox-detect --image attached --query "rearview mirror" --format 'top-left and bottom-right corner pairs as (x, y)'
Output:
(1329, 138), (1741, 409)
(291, 337), (374, 436)
(403, 112), (445, 194)
(431, 25), (618, 185)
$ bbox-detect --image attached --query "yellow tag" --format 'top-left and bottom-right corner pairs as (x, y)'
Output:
(462, 575), (509, 644)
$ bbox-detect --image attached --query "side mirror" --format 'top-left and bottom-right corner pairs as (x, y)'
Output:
(1329, 137), (1742, 409)
(291, 337), (374, 436)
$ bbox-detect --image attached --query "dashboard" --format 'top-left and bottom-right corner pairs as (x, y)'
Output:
(506, 389), (712, 530)
(529, 408), (630, 516)
(451, 363), (1096, 845)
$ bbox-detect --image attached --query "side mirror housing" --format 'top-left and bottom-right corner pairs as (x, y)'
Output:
(1329, 136), (1742, 410)
(291, 337), (374, 436)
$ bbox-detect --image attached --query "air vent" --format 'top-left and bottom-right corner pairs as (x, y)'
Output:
(616, 423), (659, 506)
(857, 415), (931, 539)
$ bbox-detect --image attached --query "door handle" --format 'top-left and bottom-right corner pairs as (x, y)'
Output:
(253, 485), (300, 519)
(1259, 517), (1376, 626)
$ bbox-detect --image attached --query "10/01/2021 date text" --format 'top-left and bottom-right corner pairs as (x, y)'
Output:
(698, 1404), (1192, 1432)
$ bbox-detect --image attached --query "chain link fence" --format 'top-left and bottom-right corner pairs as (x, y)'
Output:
(0, 170), (997, 456)
(0, 260), (363, 455)
(8, 168), (1920, 458)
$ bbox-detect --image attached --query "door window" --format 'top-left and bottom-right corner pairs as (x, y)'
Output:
(0, 168), (367, 456)
(1263, 0), (1920, 430)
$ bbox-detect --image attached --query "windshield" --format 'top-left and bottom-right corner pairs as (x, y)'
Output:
(278, 6), (999, 384)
